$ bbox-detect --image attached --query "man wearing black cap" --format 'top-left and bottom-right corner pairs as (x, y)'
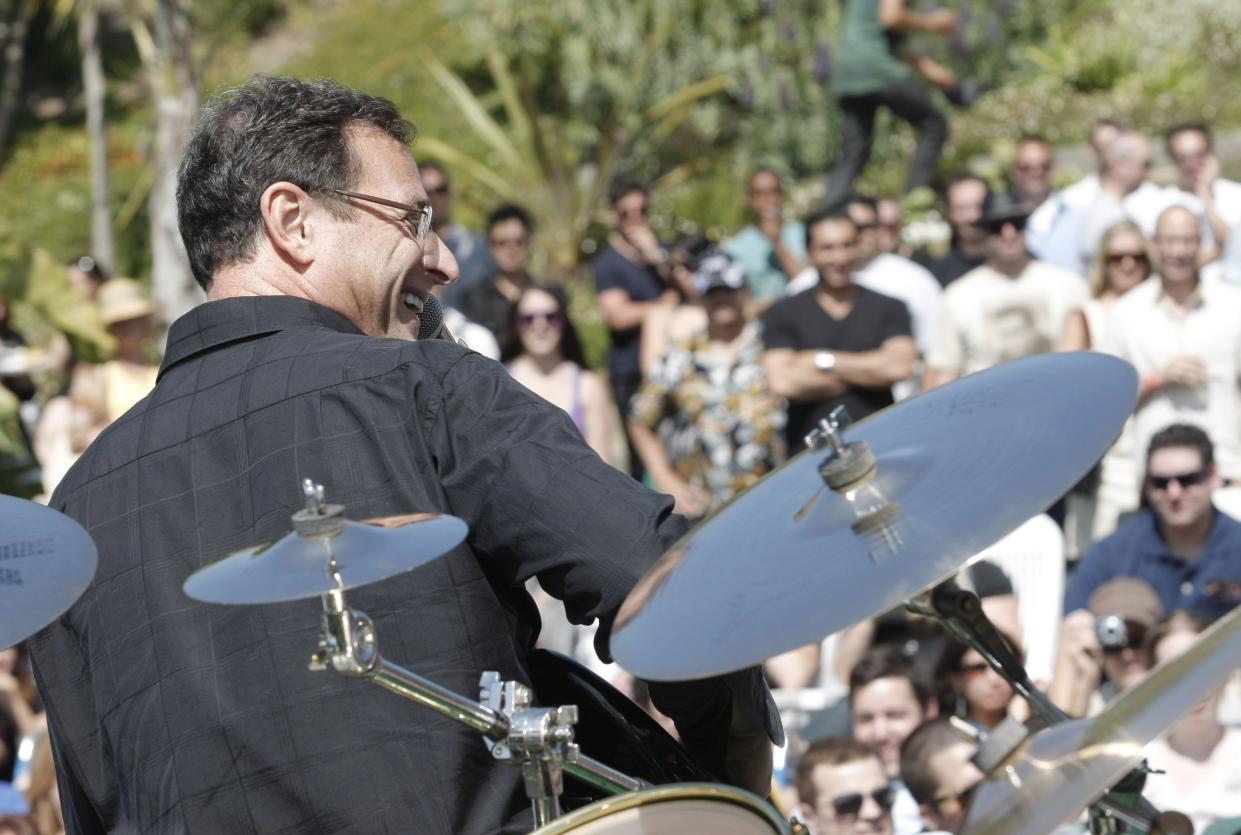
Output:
(924, 189), (1086, 389)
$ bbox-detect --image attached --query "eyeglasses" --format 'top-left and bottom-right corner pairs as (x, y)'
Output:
(1016, 162), (1052, 173)
(1106, 251), (1148, 266)
(985, 217), (1027, 235)
(517, 310), (563, 328)
(331, 190), (433, 244)
(426, 184), (450, 196)
(1147, 467), (1211, 491)
(829, 787), (894, 819)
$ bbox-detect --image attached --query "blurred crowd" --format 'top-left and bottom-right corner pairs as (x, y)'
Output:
(4, 116), (1241, 834)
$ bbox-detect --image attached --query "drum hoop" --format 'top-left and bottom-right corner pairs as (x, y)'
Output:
(531, 782), (789, 834)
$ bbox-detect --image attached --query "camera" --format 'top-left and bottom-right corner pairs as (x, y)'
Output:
(1095, 614), (1129, 649)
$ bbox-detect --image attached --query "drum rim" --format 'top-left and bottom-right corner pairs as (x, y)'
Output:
(530, 782), (789, 834)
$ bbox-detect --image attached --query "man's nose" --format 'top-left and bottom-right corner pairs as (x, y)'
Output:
(425, 232), (459, 285)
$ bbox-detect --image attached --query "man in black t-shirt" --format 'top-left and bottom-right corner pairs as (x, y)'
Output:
(594, 177), (676, 477)
(761, 210), (916, 452)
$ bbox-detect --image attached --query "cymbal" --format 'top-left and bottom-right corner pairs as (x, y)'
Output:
(611, 352), (1137, 680)
(0, 495), (97, 648)
(183, 513), (468, 605)
(960, 602), (1241, 835)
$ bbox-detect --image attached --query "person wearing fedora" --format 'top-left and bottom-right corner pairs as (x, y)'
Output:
(923, 189), (1087, 389)
(67, 277), (159, 451)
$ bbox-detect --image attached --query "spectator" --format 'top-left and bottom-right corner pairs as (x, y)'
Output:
(422, 163), (495, 310)
(722, 168), (808, 304)
(64, 278), (159, 454)
(1079, 131), (1170, 271)
(431, 283), (500, 361)
(914, 173), (989, 288)
(1066, 423), (1241, 623)
(824, 0), (956, 208)
(849, 646), (938, 835)
(65, 255), (107, 301)
(875, 197), (911, 257)
(762, 210), (916, 453)
(1049, 577), (1162, 718)
(594, 177), (677, 479)
(1027, 119), (1122, 271)
(899, 718), (983, 834)
(935, 630), (1022, 735)
(1162, 122), (1241, 261)
(924, 190), (1087, 388)
(795, 737), (895, 835)
(24, 731), (63, 835)
(1008, 135), (1054, 213)
(628, 253), (785, 521)
(789, 194), (943, 399)
(1141, 612), (1241, 834)
(1059, 220), (1151, 549)
(460, 204), (536, 341)
(500, 285), (621, 468)
(639, 232), (711, 376)
(1104, 206), (1241, 484)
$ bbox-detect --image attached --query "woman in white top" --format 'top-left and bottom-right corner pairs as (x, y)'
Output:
(1058, 219), (1150, 351)
(1059, 220), (1152, 551)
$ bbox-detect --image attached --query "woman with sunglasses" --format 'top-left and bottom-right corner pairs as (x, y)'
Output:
(935, 630), (1024, 736)
(500, 285), (622, 469)
(1059, 220), (1152, 554)
(1058, 219), (1151, 352)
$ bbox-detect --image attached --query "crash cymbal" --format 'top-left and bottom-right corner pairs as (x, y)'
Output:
(612, 352), (1137, 680)
(183, 513), (468, 605)
(0, 495), (97, 648)
(960, 603), (1241, 835)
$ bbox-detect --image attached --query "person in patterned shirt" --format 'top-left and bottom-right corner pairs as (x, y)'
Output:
(628, 252), (786, 521)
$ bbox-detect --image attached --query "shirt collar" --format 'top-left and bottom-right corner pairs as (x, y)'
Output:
(1139, 506), (1227, 560)
(158, 296), (364, 380)
(1154, 277), (1205, 312)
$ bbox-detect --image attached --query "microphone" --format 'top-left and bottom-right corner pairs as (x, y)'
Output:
(416, 294), (460, 345)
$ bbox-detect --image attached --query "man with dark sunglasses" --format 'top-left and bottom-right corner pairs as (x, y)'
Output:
(1066, 424), (1241, 626)
(796, 737), (895, 835)
(422, 162), (496, 311)
(924, 189), (1086, 390)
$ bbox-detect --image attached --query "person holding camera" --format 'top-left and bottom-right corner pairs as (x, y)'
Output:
(1049, 577), (1163, 718)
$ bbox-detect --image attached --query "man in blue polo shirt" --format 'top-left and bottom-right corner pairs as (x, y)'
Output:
(1066, 423), (1241, 623)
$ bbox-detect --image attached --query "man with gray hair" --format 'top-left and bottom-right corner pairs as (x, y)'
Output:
(29, 75), (778, 834)
(1079, 131), (1171, 272)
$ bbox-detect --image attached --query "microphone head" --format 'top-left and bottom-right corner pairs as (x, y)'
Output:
(416, 294), (444, 341)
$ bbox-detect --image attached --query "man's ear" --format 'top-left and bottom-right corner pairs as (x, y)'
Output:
(260, 181), (316, 268)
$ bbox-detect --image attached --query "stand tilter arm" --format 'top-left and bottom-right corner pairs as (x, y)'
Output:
(309, 578), (647, 828)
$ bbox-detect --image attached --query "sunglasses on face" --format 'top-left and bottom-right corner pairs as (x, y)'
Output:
(1106, 251), (1148, 266)
(517, 310), (563, 328)
(829, 787), (894, 819)
(1016, 163), (1052, 173)
(1147, 467), (1211, 491)
(960, 660), (991, 677)
(985, 217), (1027, 235)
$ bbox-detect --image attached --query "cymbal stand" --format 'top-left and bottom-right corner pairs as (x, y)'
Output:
(295, 486), (646, 827)
(907, 579), (1166, 833)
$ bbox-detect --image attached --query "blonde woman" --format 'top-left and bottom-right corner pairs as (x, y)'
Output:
(1058, 219), (1150, 351)
(1060, 220), (1152, 553)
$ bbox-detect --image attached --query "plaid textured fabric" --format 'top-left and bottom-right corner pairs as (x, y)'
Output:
(30, 296), (731, 834)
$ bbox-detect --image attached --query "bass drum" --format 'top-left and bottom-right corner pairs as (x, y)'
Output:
(530, 783), (790, 834)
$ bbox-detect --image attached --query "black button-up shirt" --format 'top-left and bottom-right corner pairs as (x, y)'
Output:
(30, 297), (759, 834)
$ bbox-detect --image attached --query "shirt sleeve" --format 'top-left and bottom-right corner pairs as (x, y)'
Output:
(1063, 541), (1115, 614)
(879, 295), (914, 342)
(593, 251), (625, 296)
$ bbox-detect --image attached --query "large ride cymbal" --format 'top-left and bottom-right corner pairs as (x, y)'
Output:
(960, 602), (1241, 835)
(1, 495), (97, 648)
(183, 513), (468, 605)
(612, 352), (1137, 680)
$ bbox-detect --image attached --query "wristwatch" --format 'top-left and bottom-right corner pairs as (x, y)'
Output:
(813, 351), (837, 372)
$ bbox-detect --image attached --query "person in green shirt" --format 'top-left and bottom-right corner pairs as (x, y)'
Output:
(824, 0), (961, 209)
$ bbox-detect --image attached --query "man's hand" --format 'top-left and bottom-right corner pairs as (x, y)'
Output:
(924, 8), (957, 35)
(663, 475), (709, 520)
(1161, 355), (1209, 388)
(1195, 155), (1221, 201)
(622, 222), (665, 266)
(1059, 610), (1103, 686)
(758, 209), (783, 243)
